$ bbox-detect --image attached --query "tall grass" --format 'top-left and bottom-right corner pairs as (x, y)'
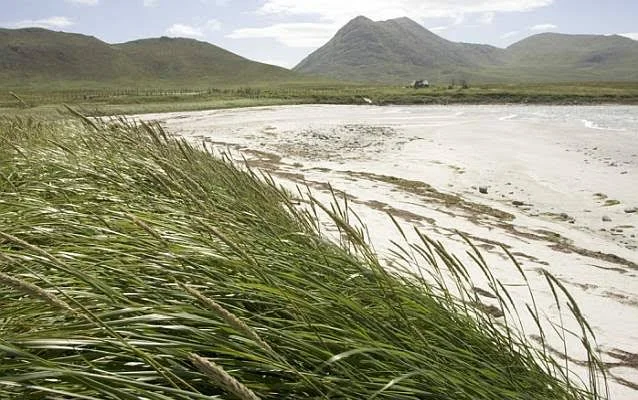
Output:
(0, 113), (606, 399)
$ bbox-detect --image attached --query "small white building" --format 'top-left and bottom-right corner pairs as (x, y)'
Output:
(410, 79), (430, 88)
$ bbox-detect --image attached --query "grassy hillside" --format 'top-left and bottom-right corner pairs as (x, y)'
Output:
(0, 115), (606, 399)
(492, 33), (638, 82)
(116, 37), (295, 86)
(0, 28), (136, 83)
(3, 23), (636, 89)
(0, 28), (299, 89)
(294, 16), (503, 83)
(294, 16), (638, 84)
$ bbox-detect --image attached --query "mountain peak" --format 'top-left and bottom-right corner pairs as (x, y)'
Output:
(294, 14), (501, 83)
(294, 15), (638, 83)
(338, 16), (428, 36)
(347, 15), (373, 25)
(386, 16), (421, 26)
(344, 16), (423, 29)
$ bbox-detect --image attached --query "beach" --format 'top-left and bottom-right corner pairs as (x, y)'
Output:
(140, 104), (638, 399)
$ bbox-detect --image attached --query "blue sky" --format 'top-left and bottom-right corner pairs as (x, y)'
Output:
(1, 0), (637, 68)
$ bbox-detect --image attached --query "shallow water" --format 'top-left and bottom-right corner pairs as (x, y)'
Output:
(141, 104), (638, 399)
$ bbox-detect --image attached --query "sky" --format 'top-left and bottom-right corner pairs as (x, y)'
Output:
(1, 0), (637, 68)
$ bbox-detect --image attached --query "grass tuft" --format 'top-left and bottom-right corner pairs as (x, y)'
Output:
(0, 114), (607, 399)
(190, 353), (262, 400)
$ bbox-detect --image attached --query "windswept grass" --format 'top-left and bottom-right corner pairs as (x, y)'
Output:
(0, 114), (606, 399)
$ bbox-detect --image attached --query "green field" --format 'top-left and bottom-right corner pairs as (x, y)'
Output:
(0, 114), (607, 399)
(2, 82), (638, 118)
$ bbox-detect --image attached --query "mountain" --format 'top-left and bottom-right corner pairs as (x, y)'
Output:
(3, 22), (637, 88)
(0, 28), (297, 88)
(0, 28), (135, 83)
(498, 33), (638, 81)
(116, 37), (295, 84)
(294, 16), (638, 83)
(294, 16), (504, 83)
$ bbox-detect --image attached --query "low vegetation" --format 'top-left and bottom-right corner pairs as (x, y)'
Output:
(2, 82), (638, 118)
(0, 114), (606, 399)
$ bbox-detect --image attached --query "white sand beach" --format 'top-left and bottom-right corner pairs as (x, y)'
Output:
(140, 104), (638, 399)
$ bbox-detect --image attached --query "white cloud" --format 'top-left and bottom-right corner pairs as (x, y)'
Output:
(143, 0), (158, 6)
(619, 32), (638, 40)
(452, 13), (466, 25)
(166, 19), (221, 38)
(7, 16), (74, 29)
(204, 19), (222, 32)
(167, 24), (204, 37)
(65, 0), (99, 5)
(478, 12), (495, 25)
(529, 23), (557, 31)
(501, 30), (521, 39)
(257, 0), (553, 24)
(227, 22), (339, 48)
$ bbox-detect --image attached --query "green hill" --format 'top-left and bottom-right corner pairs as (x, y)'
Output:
(115, 37), (295, 86)
(294, 16), (638, 84)
(494, 33), (638, 81)
(0, 28), (135, 84)
(3, 22), (637, 89)
(294, 16), (504, 83)
(0, 28), (298, 88)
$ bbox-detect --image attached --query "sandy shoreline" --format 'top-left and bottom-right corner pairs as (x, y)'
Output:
(139, 104), (638, 399)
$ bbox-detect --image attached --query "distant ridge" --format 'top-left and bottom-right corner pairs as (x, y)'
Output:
(0, 28), (297, 88)
(2, 21), (637, 88)
(501, 32), (638, 82)
(294, 16), (638, 83)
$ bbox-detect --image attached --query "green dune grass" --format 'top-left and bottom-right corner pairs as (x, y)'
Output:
(0, 114), (606, 399)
